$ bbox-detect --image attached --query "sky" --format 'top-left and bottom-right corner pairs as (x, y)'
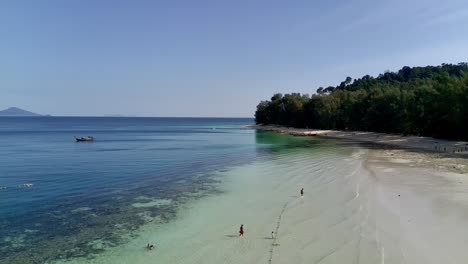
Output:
(1, 0), (468, 117)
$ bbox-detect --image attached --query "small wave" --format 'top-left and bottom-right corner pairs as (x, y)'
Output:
(96, 148), (132, 152)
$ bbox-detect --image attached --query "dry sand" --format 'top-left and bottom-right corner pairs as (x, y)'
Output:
(368, 149), (468, 263)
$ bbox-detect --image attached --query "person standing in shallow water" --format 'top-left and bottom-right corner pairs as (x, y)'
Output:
(300, 188), (304, 197)
(239, 224), (244, 236)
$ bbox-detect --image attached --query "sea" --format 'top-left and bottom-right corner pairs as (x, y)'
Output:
(0, 117), (259, 263)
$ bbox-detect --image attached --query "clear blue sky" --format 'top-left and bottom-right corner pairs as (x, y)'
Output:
(1, 0), (468, 117)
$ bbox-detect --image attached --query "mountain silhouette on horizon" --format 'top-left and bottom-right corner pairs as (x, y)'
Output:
(0, 107), (42, 116)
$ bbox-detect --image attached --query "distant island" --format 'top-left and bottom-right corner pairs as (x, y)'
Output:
(0, 107), (42, 116)
(255, 63), (468, 140)
(103, 114), (125, 117)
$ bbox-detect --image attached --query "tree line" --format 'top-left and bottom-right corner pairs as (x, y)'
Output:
(255, 63), (468, 140)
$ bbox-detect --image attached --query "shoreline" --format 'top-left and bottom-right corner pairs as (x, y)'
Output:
(250, 124), (468, 156)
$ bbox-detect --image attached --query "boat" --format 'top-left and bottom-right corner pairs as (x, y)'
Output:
(74, 136), (95, 142)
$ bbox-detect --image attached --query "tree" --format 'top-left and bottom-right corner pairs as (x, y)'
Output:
(254, 63), (468, 140)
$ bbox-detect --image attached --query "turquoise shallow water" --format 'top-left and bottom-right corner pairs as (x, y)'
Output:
(0, 117), (257, 263)
(49, 130), (367, 264)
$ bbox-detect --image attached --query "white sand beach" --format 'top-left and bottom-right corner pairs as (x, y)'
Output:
(251, 125), (468, 156)
(53, 132), (468, 264)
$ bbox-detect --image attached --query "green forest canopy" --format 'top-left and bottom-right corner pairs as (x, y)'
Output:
(255, 63), (468, 140)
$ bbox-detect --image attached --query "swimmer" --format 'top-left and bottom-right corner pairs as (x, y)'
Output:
(146, 243), (155, 250)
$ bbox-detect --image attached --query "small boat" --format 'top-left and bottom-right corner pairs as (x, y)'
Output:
(74, 136), (95, 142)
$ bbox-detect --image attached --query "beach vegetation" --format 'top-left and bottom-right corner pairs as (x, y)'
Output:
(255, 63), (468, 140)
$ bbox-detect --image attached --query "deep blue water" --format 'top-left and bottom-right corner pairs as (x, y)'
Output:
(0, 117), (256, 263)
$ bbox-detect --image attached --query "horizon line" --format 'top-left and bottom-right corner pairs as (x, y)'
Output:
(0, 115), (255, 119)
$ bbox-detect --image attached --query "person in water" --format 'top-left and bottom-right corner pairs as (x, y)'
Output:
(271, 231), (275, 239)
(146, 243), (155, 250)
(239, 224), (244, 236)
(300, 188), (304, 197)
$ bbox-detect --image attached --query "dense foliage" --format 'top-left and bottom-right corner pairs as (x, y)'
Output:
(255, 63), (468, 140)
